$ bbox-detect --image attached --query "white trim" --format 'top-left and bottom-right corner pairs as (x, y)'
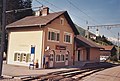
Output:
(48, 28), (60, 42)
(63, 32), (73, 44)
(13, 51), (31, 63)
(60, 17), (64, 25)
(55, 54), (65, 63)
(48, 28), (60, 33)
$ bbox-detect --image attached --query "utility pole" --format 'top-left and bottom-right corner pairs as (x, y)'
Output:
(0, 0), (6, 77)
(86, 21), (89, 39)
(117, 32), (120, 60)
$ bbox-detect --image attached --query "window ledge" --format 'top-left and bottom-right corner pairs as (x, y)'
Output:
(64, 42), (72, 44)
(56, 61), (65, 63)
(48, 40), (59, 43)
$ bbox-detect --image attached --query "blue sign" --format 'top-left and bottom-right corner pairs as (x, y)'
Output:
(31, 47), (35, 54)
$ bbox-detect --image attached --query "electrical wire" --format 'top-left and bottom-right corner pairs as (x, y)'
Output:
(66, 0), (100, 25)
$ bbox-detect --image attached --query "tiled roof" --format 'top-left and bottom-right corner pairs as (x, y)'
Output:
(6, 11), (65, 28)
(75, 35), (102, 48)
(101, 46), (115, 50)
(6, 11), (79, 35)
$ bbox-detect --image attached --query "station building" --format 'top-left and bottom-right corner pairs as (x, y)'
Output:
(6, 7), (101, 68)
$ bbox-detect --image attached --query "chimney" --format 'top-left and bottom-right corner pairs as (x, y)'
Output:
(35, 7), (49, 16)
(35, 9), (41, 16)
(41, 7), (49, 16)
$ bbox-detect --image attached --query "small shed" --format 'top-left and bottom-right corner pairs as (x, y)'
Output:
(74, 35), (102, 64)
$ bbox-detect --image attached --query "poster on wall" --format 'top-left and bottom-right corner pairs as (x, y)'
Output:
(31, 46), (35, 62)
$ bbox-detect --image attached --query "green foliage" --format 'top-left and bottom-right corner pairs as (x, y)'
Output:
(0, 0), (2, 26)
(6, 0), (33, 25)
(91, 35), (114, 46)
(110, 55), (118, 62)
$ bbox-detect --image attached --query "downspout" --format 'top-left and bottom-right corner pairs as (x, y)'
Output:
(40, 25), (45, 68)
(73, 35), (77, 65)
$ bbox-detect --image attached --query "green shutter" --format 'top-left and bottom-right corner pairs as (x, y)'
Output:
(48, 31), (51, 40)
(20, 53), (23, 62)
(57, 33), (59, 41)
(14, 53), (17, 61)
(26, 54), (30, 62)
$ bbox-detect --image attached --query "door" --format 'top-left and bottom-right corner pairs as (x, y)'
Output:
(49, 50), (55, 68)
(78, 50), (80, 61)
(49, 54), (54, 67)
(65, 51), (69, 66)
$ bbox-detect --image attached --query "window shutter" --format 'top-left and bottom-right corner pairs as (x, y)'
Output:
(64, 35), (66, 42)
(26, 54), (30, 62)
(48, 31), (51, 40)
(20, 54), (23, 62)
(14, 53), (17, 61)
(57, 33), (59, 41)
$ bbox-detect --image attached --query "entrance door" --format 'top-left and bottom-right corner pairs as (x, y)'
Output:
(49, 50), (54, 68)
(78, 50), (80, 61)
(65, 51), (69, 66)
(49, 54), (54, 67)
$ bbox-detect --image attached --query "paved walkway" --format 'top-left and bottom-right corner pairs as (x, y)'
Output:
(2, 62), (76, 79)
(1, 62), (120, 81)
(80, 65), (120, 81)
(2, 64), (73, 77)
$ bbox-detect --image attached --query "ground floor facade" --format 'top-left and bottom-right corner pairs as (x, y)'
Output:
(7, 30), (101, 69)
(7, 30), (43, 68)
(7, 30), (74, 68)
(75, 47), (100, 64)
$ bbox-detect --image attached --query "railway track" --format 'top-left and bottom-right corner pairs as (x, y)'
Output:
(21, 68), (104, 81)
(18, 62), (117, 81)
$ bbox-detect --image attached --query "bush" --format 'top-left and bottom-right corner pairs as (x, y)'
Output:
(110, 55), (118, 62)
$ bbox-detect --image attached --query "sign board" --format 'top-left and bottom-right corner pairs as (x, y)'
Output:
(56, 45), (66, 50)
(31, 47), (35, 54)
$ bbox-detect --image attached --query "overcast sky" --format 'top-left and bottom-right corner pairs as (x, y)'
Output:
(32, 0), (120, 39)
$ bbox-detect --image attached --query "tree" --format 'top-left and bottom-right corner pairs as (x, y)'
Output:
(4, 0), (33, 54)
(6, 0), (33, 25)
(0, 0), (2, 27)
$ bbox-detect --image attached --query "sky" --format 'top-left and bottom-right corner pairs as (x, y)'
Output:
(32, 0), (120, 40)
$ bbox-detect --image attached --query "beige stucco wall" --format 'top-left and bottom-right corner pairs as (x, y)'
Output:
(7, 30), (43, 68)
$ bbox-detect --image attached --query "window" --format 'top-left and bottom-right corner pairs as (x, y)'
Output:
(56, 54), (65, 62)
(22, 53), (27, 62)
(48, 28), (60, 42)
(14, 53), (21, 61)
(64, 32), (72, 43)
(57, 33), (59, 41)
(60, 18), (64, 25)
(61, 55), (64, 61)
(56, 55), (60, 61)
(14, 52), (31, 62)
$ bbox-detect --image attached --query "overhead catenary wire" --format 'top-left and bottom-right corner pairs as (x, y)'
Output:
(42, 0), (102, 34)
(6, 0), (77, 32)
(41, 0), (88, 22)
(6, 0), (119, 40)
(6, 6), (43, 13)
(66, 0), (100, 25)
(35, 0), (103, 37)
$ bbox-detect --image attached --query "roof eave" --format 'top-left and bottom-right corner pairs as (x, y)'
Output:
(6, 24), (46, 29)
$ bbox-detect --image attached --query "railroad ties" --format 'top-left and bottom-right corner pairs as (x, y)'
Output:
(21, 68), (104, 81)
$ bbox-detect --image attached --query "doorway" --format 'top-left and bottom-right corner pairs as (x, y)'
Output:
(49, 50), (55, 68)
(65, 51), (69, 66)
(78, 50), (80, 61)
